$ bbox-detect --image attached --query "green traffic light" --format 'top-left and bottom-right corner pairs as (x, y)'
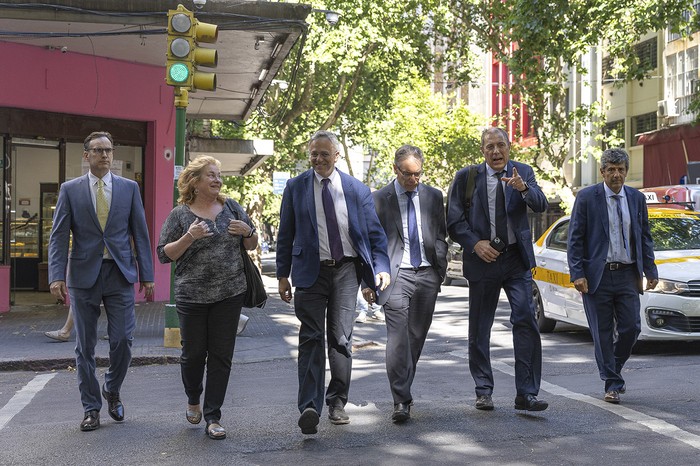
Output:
(169, 63), (190, 83)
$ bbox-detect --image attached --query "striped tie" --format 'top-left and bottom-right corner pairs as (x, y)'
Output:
(96, 179), (109, 230)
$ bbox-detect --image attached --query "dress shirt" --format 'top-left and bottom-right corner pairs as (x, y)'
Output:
(485, 165), (516, 245)
(394, 179), (429, 268)
(88, 171), (113, 259)
(603, 183), (633, 264)
(313, 169), (356, 261)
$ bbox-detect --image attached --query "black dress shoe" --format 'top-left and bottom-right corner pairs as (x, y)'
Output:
(391, 402), (411, 423)
(514, 394), (548, 411)
(328, 405), (350, 425)
(475, 395), (494, 411)
(102, 384), (124, 422)
(80, 410), (100, 431)
(298, 407), (320, 435)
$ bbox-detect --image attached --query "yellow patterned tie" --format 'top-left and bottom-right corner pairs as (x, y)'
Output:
(96, 179), (109, 230)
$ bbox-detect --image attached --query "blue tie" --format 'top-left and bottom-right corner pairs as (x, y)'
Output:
(405, 191), (421, 267)
(321, 178), (344, 261)
(612, 194), (628, 251)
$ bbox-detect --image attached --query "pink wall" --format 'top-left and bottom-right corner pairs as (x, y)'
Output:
(0, 42), (176, 302)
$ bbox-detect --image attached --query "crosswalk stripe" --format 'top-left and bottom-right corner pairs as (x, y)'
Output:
(0, 373), (56, 431)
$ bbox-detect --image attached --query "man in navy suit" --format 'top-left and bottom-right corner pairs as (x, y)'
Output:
(447, 127), (549, 412)
(364, 144), (447, 423)
(49, 131), (154, 431)
(568, 148), (658, 404)
(276, 130), (391, 435)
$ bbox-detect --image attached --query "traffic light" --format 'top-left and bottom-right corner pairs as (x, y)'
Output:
(166, 4), (218, 91)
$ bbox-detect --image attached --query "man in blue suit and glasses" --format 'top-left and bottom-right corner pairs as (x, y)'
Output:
(276, 130), (390, 435)
(49, 131), (154, 432)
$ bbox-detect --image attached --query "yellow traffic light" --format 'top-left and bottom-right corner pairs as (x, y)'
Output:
(165, 4), (218, 92)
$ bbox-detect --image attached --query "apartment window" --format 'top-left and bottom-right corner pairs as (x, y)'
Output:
(666, 46), (699, 114)
(632, 113), (657, 145)
(668, 2), (700, 42)
(634, 39), (658, 70)
(603, 120), (625, 149)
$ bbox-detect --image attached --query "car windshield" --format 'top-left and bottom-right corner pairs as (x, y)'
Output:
(649, 215), (700, 251)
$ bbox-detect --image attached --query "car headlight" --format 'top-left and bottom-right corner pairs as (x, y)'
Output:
(646, 278), (690, 294)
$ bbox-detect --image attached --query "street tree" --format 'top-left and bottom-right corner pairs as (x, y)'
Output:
(365, 74), (485, 193)
(446, 0), (695, 197)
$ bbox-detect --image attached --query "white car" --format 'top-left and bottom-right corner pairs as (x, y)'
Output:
(532, 206), (700, 341)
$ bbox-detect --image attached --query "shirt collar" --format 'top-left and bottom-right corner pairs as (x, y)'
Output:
(314, 168), (340, 185)
(393, 179), (419, 196)
(88, 171), (112, 187)
(603, 183), (624, 198)
(485, 162), (505, 177)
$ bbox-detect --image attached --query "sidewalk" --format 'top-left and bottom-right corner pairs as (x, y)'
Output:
(0, 275), (387, 371)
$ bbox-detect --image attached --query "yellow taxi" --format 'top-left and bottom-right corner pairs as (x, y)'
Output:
(532, 204), (700, 340)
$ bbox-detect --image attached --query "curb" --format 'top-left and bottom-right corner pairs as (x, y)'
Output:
(0, 355), (181, 372)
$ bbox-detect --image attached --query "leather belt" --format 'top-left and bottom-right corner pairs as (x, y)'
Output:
(401, 266), (431, 272)
(320, 257), (357, 267)
(102, 258), (116, 264)
(606, 262), (634, 271)
(502, 243), (518, 253)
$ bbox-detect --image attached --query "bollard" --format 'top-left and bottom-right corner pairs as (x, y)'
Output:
(164, 304), (182, 348)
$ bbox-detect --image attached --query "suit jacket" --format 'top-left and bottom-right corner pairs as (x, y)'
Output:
(567, 183), (658, 294)
(48, 173), (154, 289)
(373, 181), (448, 306)
(446, 161), (548, 282)
(276, 168), (391, 289)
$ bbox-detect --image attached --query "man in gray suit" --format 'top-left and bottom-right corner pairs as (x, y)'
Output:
(363, 145), (447, 422)
(49, 131), (154, 431)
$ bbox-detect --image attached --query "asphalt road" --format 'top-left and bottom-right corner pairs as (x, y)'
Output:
(2, 282), (700, 465)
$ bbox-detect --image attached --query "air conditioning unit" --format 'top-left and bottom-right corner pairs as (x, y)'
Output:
(657, 99), (678, 118)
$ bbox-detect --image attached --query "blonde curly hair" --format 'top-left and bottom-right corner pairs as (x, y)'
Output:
(177, 155), (226, 205)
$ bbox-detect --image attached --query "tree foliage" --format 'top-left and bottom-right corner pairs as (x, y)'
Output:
(365, 74), (485, 193)
(446, 0), (695, 193)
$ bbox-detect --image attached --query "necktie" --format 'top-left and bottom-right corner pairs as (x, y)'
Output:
(96, 179), (109, 230)
(495, 172), (507, 242)
(321, 178), (344, 261)
(611, 194), (628, 251)
(405, 191), (421, 267)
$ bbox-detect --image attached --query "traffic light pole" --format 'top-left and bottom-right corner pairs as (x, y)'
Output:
(164, 87), (189, 348)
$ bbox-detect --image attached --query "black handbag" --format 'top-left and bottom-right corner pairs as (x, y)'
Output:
(226, 199), (267, 308)
(241, 248), (267, 308)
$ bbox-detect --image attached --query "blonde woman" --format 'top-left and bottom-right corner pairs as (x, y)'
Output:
(157, 156), (257, 440)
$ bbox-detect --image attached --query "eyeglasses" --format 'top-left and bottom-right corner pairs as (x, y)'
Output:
(87, 147), (114, 155)
(483, 142), (508, 152)
(395, 165), (422, 178)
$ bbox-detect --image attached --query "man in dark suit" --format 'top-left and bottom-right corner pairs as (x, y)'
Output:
(568, 148), (658, 404)
(48, 131), (155, 431)
(276, 130), (391, 435)
(363, 145), (447, 423)
(447, 127), (549, 412)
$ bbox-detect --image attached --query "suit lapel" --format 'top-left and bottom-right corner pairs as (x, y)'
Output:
(386, 186), (403, 242)
(81, 174), (102, 231)
(596, 183), (610, 238)
(418, 185), (433, 246)
(476, 163), (489, 220)
(304, 171), (318, 234)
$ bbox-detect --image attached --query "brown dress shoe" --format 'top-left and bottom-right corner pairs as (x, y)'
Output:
(80, 410), (100, 431)
(604, 390), (620, 404)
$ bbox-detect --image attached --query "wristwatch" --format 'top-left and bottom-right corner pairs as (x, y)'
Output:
(245, 227), (256, 238)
